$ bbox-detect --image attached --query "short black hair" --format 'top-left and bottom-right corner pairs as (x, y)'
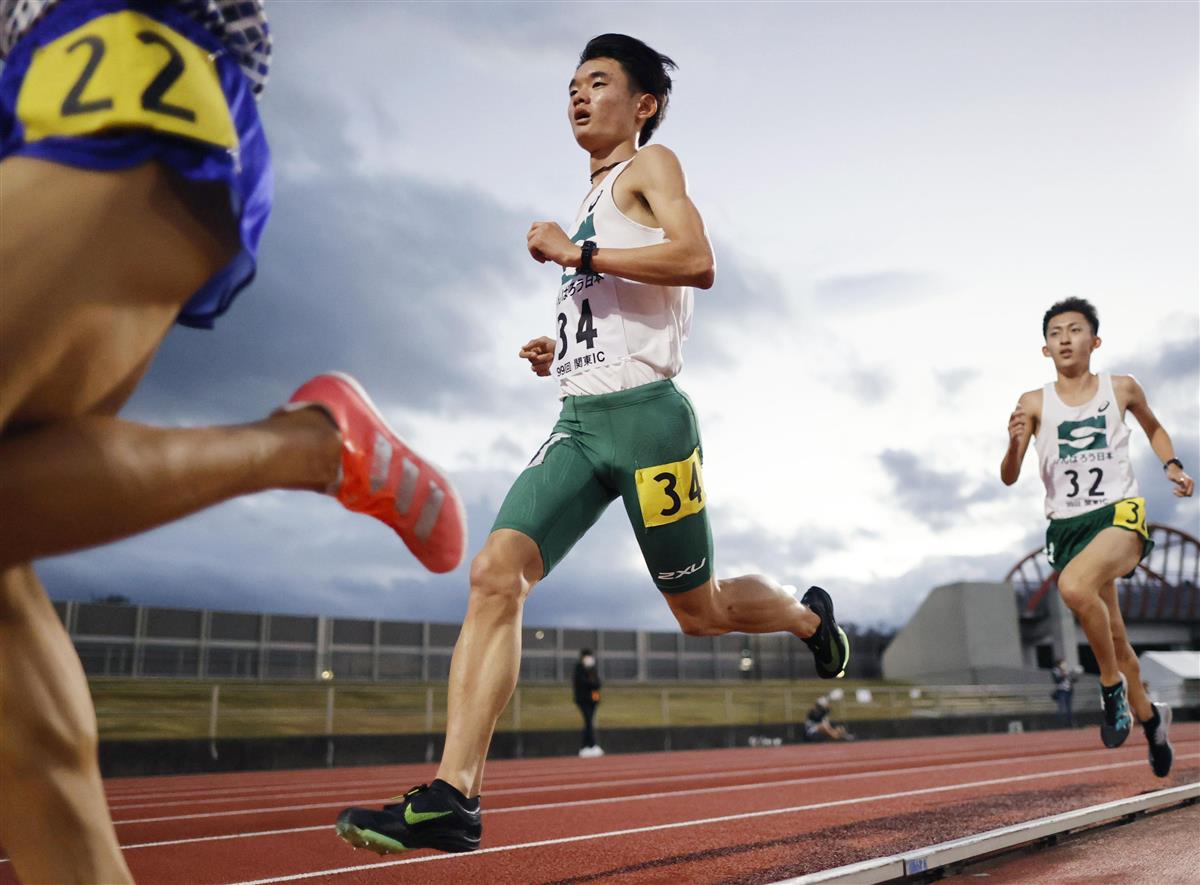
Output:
(1042, 297), (1099, 338)
(579, 34), (676, 146)
(579, 648), (593, 657)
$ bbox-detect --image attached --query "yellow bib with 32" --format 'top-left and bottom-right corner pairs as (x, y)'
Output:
(636, 448), (705, 529)
(16, 11), (237, 149)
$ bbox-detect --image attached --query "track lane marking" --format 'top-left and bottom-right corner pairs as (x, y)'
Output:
(104, 743), (1121, 811)
(224, 760), (1200, 884)
(102, 745), (1192, 830)
(101, 735), (1117, 802)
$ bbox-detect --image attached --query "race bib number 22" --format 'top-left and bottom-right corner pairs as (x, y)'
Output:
(16, 11), (237, 149)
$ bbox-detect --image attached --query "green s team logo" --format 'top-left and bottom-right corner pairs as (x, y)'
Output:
(1057, 416), (1107, 459)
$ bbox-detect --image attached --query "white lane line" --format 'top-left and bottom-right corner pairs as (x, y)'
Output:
(104, 737), (1171, 812)
(100, 750), (945, 804)
(106, 743), (1176, 828)
(103, 752), (1004, 811)
(102, 757), (722, 801)
(102, 736), (1101, 802)
(226, 756), (1200, 885)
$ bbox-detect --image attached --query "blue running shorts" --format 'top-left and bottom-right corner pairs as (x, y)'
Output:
(0, 0), (273, 328)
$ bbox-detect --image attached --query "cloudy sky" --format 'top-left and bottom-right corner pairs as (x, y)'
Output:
(40, 1), (1198, 632)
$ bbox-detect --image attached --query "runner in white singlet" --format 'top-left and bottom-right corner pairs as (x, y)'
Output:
(334, 33), (852, 858)
(1001, 297), (1192, 774)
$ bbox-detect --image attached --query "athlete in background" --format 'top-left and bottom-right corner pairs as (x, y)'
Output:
(1001, 297), (1191, 777)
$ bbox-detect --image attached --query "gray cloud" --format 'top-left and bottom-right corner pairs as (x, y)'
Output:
(1135, 437), (1200, 536)
(847, 367), (895, 404)
(816, 546), (1037, 629)
(683, 239), (791, 366)
(878, 449), (1004, 529)
(813, 271), (940, 309)
(934, 368), (982, 400)
(1121, 334), (1200, 392)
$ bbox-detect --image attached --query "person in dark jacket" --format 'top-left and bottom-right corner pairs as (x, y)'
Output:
(573, 649), (603, 756)
(1052, 658), (1082, 727)
(803, 696), (851, 741)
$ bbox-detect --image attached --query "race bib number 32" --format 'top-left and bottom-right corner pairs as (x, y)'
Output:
(636, 448), (704, 528)
(17, 11), (237, 149)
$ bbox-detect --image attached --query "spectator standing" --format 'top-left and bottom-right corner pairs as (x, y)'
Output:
(573, 649), (603, 757)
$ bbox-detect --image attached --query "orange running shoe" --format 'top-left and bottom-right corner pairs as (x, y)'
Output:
(284, 373), (466, 573)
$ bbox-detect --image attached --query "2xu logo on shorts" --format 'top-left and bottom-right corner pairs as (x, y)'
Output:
(1057, 415), (1107, 459)
(658, 557), (706, 582)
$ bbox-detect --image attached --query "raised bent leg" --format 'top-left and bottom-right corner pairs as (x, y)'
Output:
(0, 410), (340, 567)
(664, 573), (820, 638)
(436, 529), (543, 797)
(0, 565), (133, 884)
(1057, 528), (1143, 686)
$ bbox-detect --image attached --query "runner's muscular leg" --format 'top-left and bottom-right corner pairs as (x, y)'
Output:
(0, 157), (329, 882)
(0, 564), (133, 885)
(1098, 579), (1154, 721)
(436, 529), (543, 798)
(1056, 528), (1143, 686)
(664, 573), (819, 638)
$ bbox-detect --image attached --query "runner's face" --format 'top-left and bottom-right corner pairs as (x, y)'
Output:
(1042, 311), (1099, 370)
(568, 59), (649, 151)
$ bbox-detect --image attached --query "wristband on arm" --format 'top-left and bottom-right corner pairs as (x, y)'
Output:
(580, 239), (597, 275)
(1163, 458), (1183, 472)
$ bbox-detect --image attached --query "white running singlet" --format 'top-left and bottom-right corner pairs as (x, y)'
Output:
(552, 156), (693, 396)
(1035, 372), (1139, 519)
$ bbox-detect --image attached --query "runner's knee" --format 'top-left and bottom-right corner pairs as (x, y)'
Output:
(469, 544), (536, 604)
(1056, 573), (1092, 611)
(667, 582), (724, 636)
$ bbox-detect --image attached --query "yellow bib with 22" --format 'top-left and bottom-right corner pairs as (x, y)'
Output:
(16, 11), (237, 149)
(636, 448), (705, 529)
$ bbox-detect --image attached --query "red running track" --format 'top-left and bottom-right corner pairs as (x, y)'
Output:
(2, 727), (1196, 884)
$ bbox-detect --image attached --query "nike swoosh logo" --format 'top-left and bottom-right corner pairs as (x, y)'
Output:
(404, 806), (453, 826)
(1098, 401), (1110, 411)
(587, 191), (603, 212)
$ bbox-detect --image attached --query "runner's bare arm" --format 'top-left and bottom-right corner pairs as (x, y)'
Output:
(1117, 375), (1195, 497)
(525, 146), (714, 289)
(1001, 389), (1041, 485)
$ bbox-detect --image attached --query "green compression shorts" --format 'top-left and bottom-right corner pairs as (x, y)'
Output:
(1045, 496), (1153, 576)
(492, 379), (713, 593)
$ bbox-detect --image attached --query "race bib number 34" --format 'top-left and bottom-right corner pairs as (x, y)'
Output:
(636, 448), (704, 528)
(552, 273), (629, 379)
(17, 11), (237, 149)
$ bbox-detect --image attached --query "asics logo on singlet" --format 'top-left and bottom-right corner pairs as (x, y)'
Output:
(658, 557), (706, 581)
(1057, 416), (1107, 459)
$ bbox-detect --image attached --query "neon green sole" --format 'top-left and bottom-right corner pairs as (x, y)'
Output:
(334, 820), (408, 855)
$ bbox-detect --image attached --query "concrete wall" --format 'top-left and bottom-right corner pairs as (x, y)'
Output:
(883, 582), (1041, 684)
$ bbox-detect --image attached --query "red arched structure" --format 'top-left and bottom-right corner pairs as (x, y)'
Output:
(1004, 523), (1200, 622)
